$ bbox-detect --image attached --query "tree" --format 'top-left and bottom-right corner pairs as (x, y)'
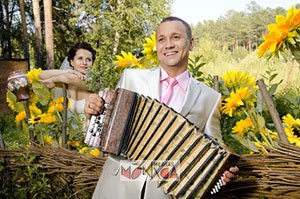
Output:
(32, 0), (44, 69)
(77, 0), (172, 89)
(0, 0), (172, 73)
(44, 0), (54, 69)
(2, 0), (13, 58)
(18, 0), (29, 62)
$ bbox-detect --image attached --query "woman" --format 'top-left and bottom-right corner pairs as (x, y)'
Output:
(39, 42), (96, 116)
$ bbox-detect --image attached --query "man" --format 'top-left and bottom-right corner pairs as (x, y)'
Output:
(85, 16), (238, 199)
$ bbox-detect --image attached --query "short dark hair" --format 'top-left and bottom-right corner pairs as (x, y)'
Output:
(67, 42), (96, 62)
(159, 16), (192, 39)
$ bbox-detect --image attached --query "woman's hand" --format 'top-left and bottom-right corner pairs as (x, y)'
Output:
(71, 70), (87, 81)
(84, 93), (105, 119)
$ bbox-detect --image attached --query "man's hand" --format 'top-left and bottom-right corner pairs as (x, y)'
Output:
(84, 93), (105, 119)
(222, 166), (239, 186)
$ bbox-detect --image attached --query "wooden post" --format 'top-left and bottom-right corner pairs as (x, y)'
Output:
(62, 83), (68, 148)
(256, 79), (289, 144)
(213, 75), (219, 92)
(24, 100), (34, 141)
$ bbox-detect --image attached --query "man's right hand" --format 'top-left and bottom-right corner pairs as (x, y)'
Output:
(84, 93), (104, 119)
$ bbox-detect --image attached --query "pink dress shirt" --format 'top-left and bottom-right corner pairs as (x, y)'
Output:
(160, 67), (191, 112)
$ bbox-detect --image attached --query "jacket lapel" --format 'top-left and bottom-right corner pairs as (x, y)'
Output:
(180, 78), (201, 116)
(148, 68), (160, 100)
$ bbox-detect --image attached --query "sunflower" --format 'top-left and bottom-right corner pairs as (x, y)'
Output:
(29, 104), (42, 116)
(232, 117), (255, 137)
(44, 135), (53, 146)
(48, 97), (66, 114)
(222, 70), (257, 91)
(221, 87), (252, 117)
(257, 6), (300, 59)
(114, 51), (141, 70)
(283, 114), (300, 146)
(79, 147), (89, 153)
(15, 111), (27, 123)
(67, 140), (81, 148)
(39, 113), (57, 124)
(89, 148), (101, 157)
(26, 68), (42, 84)
(142, 33), (158, 64)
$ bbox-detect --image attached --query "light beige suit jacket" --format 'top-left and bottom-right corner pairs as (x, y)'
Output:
(92, 67), (222, 199)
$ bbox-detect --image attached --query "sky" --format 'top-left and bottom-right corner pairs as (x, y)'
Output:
(172, 0), (299, 25)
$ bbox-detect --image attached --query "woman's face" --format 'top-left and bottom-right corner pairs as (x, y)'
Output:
(70, 49), (93, 74)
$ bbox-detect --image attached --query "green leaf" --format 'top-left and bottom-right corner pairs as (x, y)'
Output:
(6, 90), (25, 113)
(32, 82), (53, 106)
(232, 134), (259, 152)
(269, 73), (278, 82)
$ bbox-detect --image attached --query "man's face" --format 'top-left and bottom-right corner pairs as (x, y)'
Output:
(156, 20), (194, 72)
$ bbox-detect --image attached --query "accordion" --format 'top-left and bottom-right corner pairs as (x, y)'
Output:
(85, 88), (239, 198)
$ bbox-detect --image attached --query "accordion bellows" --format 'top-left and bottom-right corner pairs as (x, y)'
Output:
(85, 88), (239, 198)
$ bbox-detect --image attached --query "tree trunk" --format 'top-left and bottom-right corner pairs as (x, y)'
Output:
(32, 0), (44, 69)
(18, 0), (30, 66)
(112, 0), (122, 56)
(44, 0), (55, 69)
(2, 0), (12, 59)
(0, 0), (4, 57)
(248, 38), (252, 52)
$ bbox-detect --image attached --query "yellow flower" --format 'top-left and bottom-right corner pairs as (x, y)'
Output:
(7, 95), (17, 112)
(114, 51), (140, 69)
(44, 135), (53, 146)
(221, 71), (257, 116)
(29, 113), (57, 124)
(15, 111), (27, 123)
(266, 129), (279, 140)
(232, 117), (254, 136)
(28, 116), (41, 124)
(142, 33), (158, 64)
(39, 113), (57, 124)
(54, 103), (63, 112)
(223, 70), (257, 91)
(30, 94), (39, 105)
(79, 147), (89, 153)
(29, 104), (42, 116)
(47, 105), (56, 115)
(283, 114), (296, 128)
(26, 68), (42, 84)
(54, 97), (64, 104)
(48, 97), (66, 114)
(89, 148), (100, 157)
(221, 87), (251, 117)
(283, 114), (300, 146)
(67, 140), (81, 148)
(257, 6), (300, 58)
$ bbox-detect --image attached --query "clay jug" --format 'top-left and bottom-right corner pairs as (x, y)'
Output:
(7, 70), (30, 101)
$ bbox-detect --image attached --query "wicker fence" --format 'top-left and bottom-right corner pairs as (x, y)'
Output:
(1, 142), (300, 198)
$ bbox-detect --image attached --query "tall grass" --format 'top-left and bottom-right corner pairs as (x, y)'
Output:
(191, 37), (300, 93)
